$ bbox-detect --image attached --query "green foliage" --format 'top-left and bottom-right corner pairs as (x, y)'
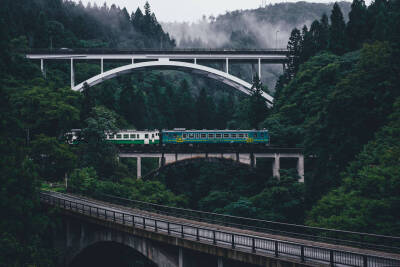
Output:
(69, 168), (187, 207)
(306, 99), (400, 235)
(329, 3), (346, 55)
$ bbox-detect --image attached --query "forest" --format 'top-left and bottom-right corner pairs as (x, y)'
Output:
(0, 0), (399, 265)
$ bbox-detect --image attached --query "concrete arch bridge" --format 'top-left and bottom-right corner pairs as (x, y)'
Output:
(26, 49), (290, 107)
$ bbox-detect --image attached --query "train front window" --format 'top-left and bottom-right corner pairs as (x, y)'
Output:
(152, 134), (154, 138)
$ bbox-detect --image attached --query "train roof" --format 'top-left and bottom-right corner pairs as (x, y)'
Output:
(162, 129), (268, 132)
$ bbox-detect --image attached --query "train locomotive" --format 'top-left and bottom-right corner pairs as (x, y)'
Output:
(70, 129), (269, 145)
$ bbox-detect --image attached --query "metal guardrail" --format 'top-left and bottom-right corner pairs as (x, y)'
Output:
(97, 193), (400, 253)
(40, 192), (400, 267)
(28, 48), (290, 55)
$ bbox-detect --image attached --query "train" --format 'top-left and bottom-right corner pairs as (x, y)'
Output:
(69, 129), (270, 145)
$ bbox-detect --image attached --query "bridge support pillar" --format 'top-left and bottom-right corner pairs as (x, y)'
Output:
(297, 155), (304, 183)
(137, 157), (141, 179)
(226, 58), (229, 74)
(258, 58), (261, 79)
(40, 59), (45, 77)
(70, 58), (74, 89)
(273, 154), (280, 179)
(218, 257), (223, 267)
(179, 247), (183, 267)
(101, 57), (104, 73)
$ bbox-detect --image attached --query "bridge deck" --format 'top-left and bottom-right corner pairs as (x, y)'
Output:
(41, 191), (400, 267)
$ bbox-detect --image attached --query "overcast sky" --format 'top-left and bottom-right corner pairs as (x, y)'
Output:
(77, 0), (372, 22)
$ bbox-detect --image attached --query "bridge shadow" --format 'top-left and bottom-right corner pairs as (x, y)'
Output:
(69, 241), (157, 267)
(142, 157), (252, 180)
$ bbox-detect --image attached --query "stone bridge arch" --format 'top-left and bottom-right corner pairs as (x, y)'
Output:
(57, 216), (180, 267)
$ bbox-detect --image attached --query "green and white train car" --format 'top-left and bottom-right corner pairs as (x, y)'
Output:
(70, 129), (160, 145)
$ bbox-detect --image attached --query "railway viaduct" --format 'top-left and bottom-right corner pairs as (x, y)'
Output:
(118, 147), (305, 182)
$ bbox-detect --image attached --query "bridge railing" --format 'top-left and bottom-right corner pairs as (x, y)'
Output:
(40, 192), (400, 267)
(96, 193), (400, 253)
(27, 48), (290, 55)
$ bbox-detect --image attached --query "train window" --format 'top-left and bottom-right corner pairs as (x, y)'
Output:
(254, 133), (258, 138)
(152, 134), (154, 138)
(145, 134), (149, 138)
(216, 134), (222, 138)
(189, 134), (194, 138)
(223, 134), (229, 138)
(231, 134), (236, 138)
(196, 134), (200, 138)
(130, 134), (135, 139)
(209, 133), (214, 138)
(108, 135), (114, 139)
(201, 134), (206, 138)
(183, 134), (187, 138)
(238, 134), (244, 138)
(116, 134), (122, 139)
(123, 134), (129, 139)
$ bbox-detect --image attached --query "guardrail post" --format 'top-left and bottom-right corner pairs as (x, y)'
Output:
(143, 217), (146, 229)
(167, 222), (170, 234)
(132, 215), (135, 227)
(330, 250), (334, 266)
(196, 228), (199, 241)
(113, 211), (115, 222)
(213, 231), (216, 244)
(181, 225), (184, 238)
(231, 234), (235, 249)
(96, 207), (98, 217)
(252, 238), (256, 253)
(105, 209), (107, 220)
(155, 220), (158, 232)
(122, 213), (125, 225)
(363, 255), (367, 267)
(301, 245), (304, 262)
(275, 241), (278, 257)
(89, 206), (91, 216)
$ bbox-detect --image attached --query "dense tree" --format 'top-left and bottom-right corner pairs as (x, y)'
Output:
(287, 28), (302, 78)
(328, 3), (346, 55)
(345, 0), (368, 50)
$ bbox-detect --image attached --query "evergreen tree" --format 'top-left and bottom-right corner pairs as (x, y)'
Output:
(328, 3), (346, 55)
(345, 0), (367, 51)
(319, 13), (330, 50)
(300, 25), (315, 63)
(287, 28), (302, 78)
(248, 75), (269, 129)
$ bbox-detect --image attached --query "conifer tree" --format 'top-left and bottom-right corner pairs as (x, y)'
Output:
(328, 3), (346, 55)
(345, 0), (367, 51)
(319, 13), (330, 50)
(287, 28), (302, 78)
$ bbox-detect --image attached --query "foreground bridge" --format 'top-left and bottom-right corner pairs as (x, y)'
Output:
(42, 191), (400, 267)
(118, 146), (304, 182)
(26, 49), (290, 107)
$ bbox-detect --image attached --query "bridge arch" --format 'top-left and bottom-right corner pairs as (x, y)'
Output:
(69, 241), (157, 267)
(143, 157), (252, 180)
(73, 60), (274, 107)
(61, 217), (179, 267)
